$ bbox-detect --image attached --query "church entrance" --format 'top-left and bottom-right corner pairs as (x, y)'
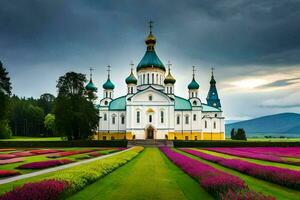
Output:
(146, 126), (155, 139)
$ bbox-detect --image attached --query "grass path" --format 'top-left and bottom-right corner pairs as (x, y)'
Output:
(176, 149), (300, 200)
(197, 149), (300, 171)
(70, 147), (212, 200)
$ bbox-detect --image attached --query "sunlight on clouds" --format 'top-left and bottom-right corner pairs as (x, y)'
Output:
(231, 78), (268, 89)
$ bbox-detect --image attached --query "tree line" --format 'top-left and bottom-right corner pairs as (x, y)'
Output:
(0, 61), (99, 140)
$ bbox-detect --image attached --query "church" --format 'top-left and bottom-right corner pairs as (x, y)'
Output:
(87, 24), (225, 141)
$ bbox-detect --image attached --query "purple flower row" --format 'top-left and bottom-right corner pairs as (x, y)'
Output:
(159, 147), (273, 200)
(0, 179), (68, 200)
(17, 159), (73, 169)
(203, 147), (300, 166)
(181, 148), (300, 190)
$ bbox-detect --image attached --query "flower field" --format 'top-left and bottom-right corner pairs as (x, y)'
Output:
(0, 147), (126, 178)
(160, 147), (274, 200)
(203, 147), (300, 166)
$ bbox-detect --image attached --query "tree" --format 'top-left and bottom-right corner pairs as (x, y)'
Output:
(0, 61), (12, 138)
(54, 72), (99, 140)
(44, 114), (55, 136)
(230, 128), (235, 139)
(38, 93), (55, 115)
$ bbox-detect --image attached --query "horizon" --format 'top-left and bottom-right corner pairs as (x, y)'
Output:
(1, 0), (300, 120)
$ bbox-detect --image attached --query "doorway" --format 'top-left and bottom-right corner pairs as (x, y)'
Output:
(146, 126), (155, 139)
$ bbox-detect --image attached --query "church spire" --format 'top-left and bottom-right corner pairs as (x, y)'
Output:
(188, 66), (199, 90)
(145, 20), (156, 51)
(103, 65), (115, 90)
(206, 67), (221, 108)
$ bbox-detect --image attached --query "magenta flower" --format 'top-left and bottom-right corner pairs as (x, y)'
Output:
(18, 159), (73, 169)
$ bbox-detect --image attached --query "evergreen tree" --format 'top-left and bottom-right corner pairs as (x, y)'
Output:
(236, 128), (247, 140)
(230, 128), (235, 139)
(54, 72), (99, 140)
(0, 61), (12, 138)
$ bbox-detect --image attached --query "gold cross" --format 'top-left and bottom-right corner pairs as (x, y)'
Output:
(192, 66), (196, 77)
(167, 60), (172, 70)
(89, 67), (94, 79)
(107, 65), (111, 77)
(149, 20), (154, 33)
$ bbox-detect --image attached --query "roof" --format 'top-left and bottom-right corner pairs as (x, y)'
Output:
(125, 71), (137, 84)
(202, 104), (222, 112)
(164, 69), (176, 84)
(103, 78), (115, 90)
(188, 77), (200, 90)
(85, 80), (97, 92)
(109, 96), (126, 110)
(174, 96), (192, 110)
(137, 50), (166, 72)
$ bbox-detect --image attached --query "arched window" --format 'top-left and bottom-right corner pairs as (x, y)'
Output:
(205, 120), (207, 128)
(160, 111), (164, 123)
(104, 113), (107, 121)
(131, 87), (133, 93)
(136, 111), (140, 123)
(112, 115), (116, 124)
(156, 74), (158, 84)
(149, 115), (152, 123)
(147, 73), (150, 84)
(215, 113), (217, 117)
(176, 115), (180, 125)
(152, 74), (154, 83)
(143, 74), (145, 84)
(213, 121), (216, 129)
(193, 100), (197, 105)
(185, 115), (189, 124)
(170, 87), (172, 94)
(149, 95), (153, 101)
(193, 114), (196, 121)
(121, 115), (125, 124)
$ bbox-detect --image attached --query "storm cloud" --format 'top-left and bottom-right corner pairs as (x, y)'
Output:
(1, 0), (300, 119)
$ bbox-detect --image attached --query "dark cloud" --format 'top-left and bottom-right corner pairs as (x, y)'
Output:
(259, 77), (300, 89)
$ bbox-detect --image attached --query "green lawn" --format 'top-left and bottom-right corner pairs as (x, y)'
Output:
(175, 149), (300, 200)
(69, 147), (212, 200)
(197, 149), (300, 171)
(0, 136), (63, 141)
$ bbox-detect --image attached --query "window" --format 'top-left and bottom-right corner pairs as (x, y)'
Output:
(185, 115), (189, 124)
(103, 136), (106, 140)
(176, 115), (180, 125)
(112, 115), (116, 124)
(185, 136), (189, 140)
(193, 114), (196, 121)
(149, 95), (153, 101)
(213, 121), (216, 129)
(215, 114), (217, 117)
(104, 113), (107, 121)
(111, 136), (115, 140)
(149, 115), (152, 123)
(147, 73), (150, 84)
(137, 111), (140, 123)
(174, 136), (177, 140)
(193, 100), (197, 105)
(104, 101), (108, 105)
(160, 111), (164, 123)
(131, 87), (133, 93)
(205, 120), (207, 128)
(195, 136), (198, 140)
(143, 74), (145, 84)
(156, 74), (158, 84)
(170, 87), (172, 94)
(121, 115), (125, 124)
(152, 74), (154, 83)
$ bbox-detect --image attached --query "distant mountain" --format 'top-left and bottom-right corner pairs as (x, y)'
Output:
(225, 113), (300, 137)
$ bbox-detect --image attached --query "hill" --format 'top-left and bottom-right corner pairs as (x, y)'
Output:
(225, 113), (300, 137)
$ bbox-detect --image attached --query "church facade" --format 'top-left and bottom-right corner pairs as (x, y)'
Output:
(88, 26), (225, 140)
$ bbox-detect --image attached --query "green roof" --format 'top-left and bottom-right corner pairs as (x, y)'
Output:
(103, 78), (115, 90)
(109, 96), (126, 110)
(137, 50), (166, 72)
(125, 71), (137, 84)
(85, 80), (97, 92)
(202, 104), (222, 112)
(175, 96), (192, 110)
(188, 77), (200, 90)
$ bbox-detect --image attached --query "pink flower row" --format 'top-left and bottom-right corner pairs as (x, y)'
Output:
(0, 149), (62, 160)
(17, 159), (73, 169)
(0, 158), (24, 165)
(0, 170), (20, 178)
(47, 149), (95, 158)
(204, 147), (300, 166)
(0, 179), (68, 200)
(160, 147), (273, 200)
(181, 148), (300, 190)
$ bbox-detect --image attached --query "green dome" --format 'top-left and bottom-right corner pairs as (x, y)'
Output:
(125, 70), (137, 84)
(103, 78), (115, 90)
(188, 77), (199, 90)
(85, 80), (97, 92)
(137, 32), (166, 72)
(164, 69), (176, 84)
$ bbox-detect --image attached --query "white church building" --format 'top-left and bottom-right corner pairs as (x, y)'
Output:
(87, 25), (225, 141)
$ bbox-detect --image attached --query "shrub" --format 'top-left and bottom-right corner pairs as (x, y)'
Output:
(0, 121), (12, 139)
(18, 159), (73, 169)
(0, 179), (68, 200)
(0, 170), (20, 178)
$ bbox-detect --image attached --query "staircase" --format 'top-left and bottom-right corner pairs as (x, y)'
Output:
(128, 139), (173, 147)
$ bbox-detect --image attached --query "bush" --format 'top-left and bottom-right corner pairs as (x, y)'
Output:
(0, 179), (68, 200)
(231, 128), (247, 140)
(17, 159), (73, 169)
(0, 121), (12, 139)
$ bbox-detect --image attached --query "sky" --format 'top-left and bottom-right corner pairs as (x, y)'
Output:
(1, 0), (300, 120)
